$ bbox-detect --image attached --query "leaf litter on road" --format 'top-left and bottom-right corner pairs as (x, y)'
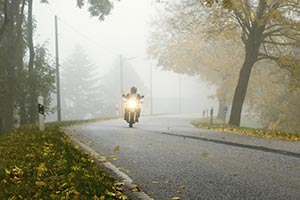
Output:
(228, 173), (239, 177)
(130, 186), (142, 192)
(179, 184), (185, 189)
(114, 145), (120, 153)
(151, 180), (160, 184)
(202, 152), (209, 157)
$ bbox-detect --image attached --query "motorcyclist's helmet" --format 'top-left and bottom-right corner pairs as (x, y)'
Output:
(130, 86), (137, 94)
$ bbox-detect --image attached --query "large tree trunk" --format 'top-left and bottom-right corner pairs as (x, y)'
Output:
(0, 117), (3, 133)
(0, 0), (9, 43)
(1, 0), (21, 132)
(27, 0), (37, 123)
(16, 0), (27, 125)
(229, 0), (267, 126)
(229, 55), (255, 126)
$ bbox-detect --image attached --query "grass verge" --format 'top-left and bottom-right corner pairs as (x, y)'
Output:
(0, 118), (128, 200)
(192, 118), (300, 142)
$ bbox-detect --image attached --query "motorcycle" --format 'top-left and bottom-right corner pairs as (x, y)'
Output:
(123, 94), (144, 128)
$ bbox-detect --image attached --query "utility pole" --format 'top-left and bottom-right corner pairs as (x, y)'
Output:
(120, 54), (123, 116)
(55, 16), (61, 121)
(150, 64), (153, 115)
(178, 74), (182, 114)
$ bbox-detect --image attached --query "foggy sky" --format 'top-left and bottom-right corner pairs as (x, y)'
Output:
(34, 0), (217, 114)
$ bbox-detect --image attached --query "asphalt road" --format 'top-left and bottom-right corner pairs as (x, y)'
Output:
(69, 115), (300, 200)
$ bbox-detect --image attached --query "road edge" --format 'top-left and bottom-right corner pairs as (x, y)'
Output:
(68, 135), (154, 200)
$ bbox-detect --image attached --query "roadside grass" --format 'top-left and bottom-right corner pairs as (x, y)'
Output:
(192, 118), (300, 141)
(0, 118), (128, 200)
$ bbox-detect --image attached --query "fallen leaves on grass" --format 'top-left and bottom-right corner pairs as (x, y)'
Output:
(192, 120), (300, 141)
(0, 124), (128, 200)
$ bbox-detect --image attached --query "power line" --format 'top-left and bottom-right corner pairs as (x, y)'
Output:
(43, 4), (119, 56)
(44, 3), (57, 16)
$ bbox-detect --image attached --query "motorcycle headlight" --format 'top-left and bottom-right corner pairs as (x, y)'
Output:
(128, 99), (138, 109)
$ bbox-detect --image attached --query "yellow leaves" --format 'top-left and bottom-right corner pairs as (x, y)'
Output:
(25, 153), (35, 158)
(5, 168), (10, 175)
(105, 190), (116, 197)
(110, 156), (118, 161)
(97, 155), (107, 159)
(98, 159), (109, 163)
(179, 185), (185, 189)
(130, 186), (141, 192)
(151, 180), (160, 184)
(1, 179), (7, 184)
(6, 166), (24, 185)
(114, 181), (125, 187)
(0, 124), (130, 199)
(113, 181), (125, 193)
(71, 166), (82, 171)
(114, 145), (120, 153)
(60, 182), (68, 189)
(201, 152), (209, 157)
(85, 173), (92, 178)
(35, 180), (46, 187)
(228, 173), (239, 177)
(193, 119), (300, 141)
(92, 195), (105, 200)
(171, 197), (181, 200)
(42, 142), (55, 156)
(121, 195), (129, 200)
(11, 166), (23, 177)
(37, 162), (47, 175)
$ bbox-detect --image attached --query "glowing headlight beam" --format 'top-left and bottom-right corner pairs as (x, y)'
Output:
(128, 99), (138, 109)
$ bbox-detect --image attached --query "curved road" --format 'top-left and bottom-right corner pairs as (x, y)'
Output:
(69, 115), (300, 200)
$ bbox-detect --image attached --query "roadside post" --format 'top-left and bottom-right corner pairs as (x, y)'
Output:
(38, 96), (45, 131)
(223, 106), (228, 124)
(116, 104), (119, 117)
(210, 107), (214, 124)
(223, 106), (228, 132)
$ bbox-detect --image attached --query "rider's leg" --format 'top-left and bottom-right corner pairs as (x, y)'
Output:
(124, 109), (128, 121)
(136, 108), (140, 122)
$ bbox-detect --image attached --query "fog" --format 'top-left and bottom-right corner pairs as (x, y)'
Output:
(34, 0), (217, 119)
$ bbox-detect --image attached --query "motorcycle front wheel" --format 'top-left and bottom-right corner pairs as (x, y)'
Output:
(129, 112), (134, 128)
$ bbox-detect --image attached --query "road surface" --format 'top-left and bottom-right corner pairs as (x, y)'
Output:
(68, 115), (300, 200)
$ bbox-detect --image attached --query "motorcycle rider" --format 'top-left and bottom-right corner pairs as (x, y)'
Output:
(123, 86), (143, 122)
